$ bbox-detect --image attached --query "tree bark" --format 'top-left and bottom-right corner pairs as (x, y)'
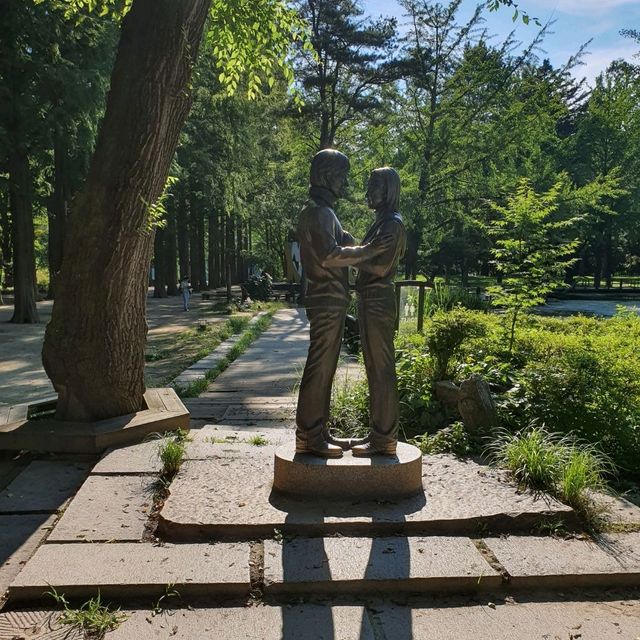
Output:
(47, 129), (68, 299)
(9, 146), (39, 323)
(42, 0), (210, 421)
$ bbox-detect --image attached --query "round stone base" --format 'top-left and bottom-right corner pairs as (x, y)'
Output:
(272, 442), (423, 500)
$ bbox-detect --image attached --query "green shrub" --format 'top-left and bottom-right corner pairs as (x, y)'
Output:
(424, 307), (487, 380)
(243, 273), (273, 301)
(411, 421), (471, 455)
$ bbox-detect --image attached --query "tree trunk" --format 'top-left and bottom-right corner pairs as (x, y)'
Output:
(48, 129), (68, 299)
(207, 207), (216, 289)
(603, 220), (613, 289)
(177, 186), (190, 280)
(42, 0), (210, 421)
(404, 228), (419, 280)
(0, 187), (8, 305)
(153, 226), (168, 298)
(188, 197), (201, 291)
(197, 203), (206, 289)
(9, 146), (39, 323)
(166, 206), (178, 295)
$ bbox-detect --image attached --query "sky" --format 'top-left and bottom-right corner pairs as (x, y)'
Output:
(363, 0), (640, 86)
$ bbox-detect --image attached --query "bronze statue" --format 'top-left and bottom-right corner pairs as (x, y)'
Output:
(351, 167), (406, 456)
(295, 150), (391, 458)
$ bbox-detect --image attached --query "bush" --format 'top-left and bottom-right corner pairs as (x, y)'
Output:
(410, 421), (471, 456)
(243, 272), (273, 301)
(424, 306), (487, 380)
(395, 308), (640, 477)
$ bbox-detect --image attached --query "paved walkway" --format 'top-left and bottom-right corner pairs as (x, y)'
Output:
(1, 308), (639, 638)
(0, 292), (230, 405)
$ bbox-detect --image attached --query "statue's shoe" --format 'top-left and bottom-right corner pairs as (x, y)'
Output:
(351, 441), (397, 457)
(295, 437), (343, 458)
(323, 429), (369, 451)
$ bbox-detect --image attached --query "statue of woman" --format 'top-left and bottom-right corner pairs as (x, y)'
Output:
(351, 168), (407, 456)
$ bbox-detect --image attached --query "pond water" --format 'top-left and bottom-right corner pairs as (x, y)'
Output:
(536, 299), (640, 317)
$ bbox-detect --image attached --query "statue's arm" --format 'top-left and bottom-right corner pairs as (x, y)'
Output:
(356, 220), (406, 276)
(312, 209), (390, 268)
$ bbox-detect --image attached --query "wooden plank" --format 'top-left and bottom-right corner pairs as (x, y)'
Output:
(0, 405), (11, 426)
(143, 389), (166, 412)
(157, 388), (186, 414)
(7, 404), (29, 424)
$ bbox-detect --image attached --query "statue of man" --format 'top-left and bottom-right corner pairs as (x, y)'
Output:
(296, 150), (391, 458)
(351, 167), (407, 456)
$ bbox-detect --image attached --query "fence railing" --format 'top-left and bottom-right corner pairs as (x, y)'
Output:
(572, 277), (640, 290)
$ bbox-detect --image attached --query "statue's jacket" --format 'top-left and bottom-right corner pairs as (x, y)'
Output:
(297, 185), (362, 308)
(356, 211), (407, 296)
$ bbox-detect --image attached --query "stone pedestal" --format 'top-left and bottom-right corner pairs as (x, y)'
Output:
(272, 442), (423, 500)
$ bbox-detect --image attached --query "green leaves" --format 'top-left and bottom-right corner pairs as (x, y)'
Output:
(207, 0), (309, 101)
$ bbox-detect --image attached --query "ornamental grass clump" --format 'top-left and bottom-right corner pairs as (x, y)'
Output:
(156, 429), (189, 480)
(489, 426), (611, 511)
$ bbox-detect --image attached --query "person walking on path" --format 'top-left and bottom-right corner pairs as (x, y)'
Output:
(295, 149), (392, 458)
(351, 167), (406, 457)
(179, 275), (191, 311)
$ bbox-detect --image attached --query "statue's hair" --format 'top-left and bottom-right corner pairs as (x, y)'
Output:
(309, 149), (350, 192)
(370, 167), (401, 212)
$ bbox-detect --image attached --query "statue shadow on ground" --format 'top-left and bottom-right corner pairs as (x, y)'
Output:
(272, 462), (423, 640)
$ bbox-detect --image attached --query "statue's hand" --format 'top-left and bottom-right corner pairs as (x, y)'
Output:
(342, 230), (356, 246)
(368, 233), (394, 255)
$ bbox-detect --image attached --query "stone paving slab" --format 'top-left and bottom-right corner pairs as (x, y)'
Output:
(93, 440), (164, 475)
(596, 492), (640, 526)
(263, 536), (500, 595)
(373, 596), (640, 640)
(0, 462), (90, 514)
(47, 475), (155, 542)
(0, 514), (56, 598)
(105, 605), (375, 640)
(0, 610), (83, 640)
(9, 542), (250, 602)
(484, 533), (640, 588)
(159, 452), (574, 540)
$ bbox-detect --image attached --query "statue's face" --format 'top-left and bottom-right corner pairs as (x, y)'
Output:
(328, 166), (349, 197)
(366, 174), (385, 210)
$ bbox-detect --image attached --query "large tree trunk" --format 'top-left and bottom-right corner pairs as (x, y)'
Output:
(9, 146), (39, 323)
(47, 130), (68, 299)
(42, 0), (210, 421)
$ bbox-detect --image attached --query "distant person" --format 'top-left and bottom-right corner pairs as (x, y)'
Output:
(179, 276), (191, 311)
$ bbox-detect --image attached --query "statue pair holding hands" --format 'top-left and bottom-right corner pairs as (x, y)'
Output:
(295, 149), (406, 458)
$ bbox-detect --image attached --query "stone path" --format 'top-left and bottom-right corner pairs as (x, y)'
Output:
(1, 307), (640, 638)
(0, 291), (230, 406)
